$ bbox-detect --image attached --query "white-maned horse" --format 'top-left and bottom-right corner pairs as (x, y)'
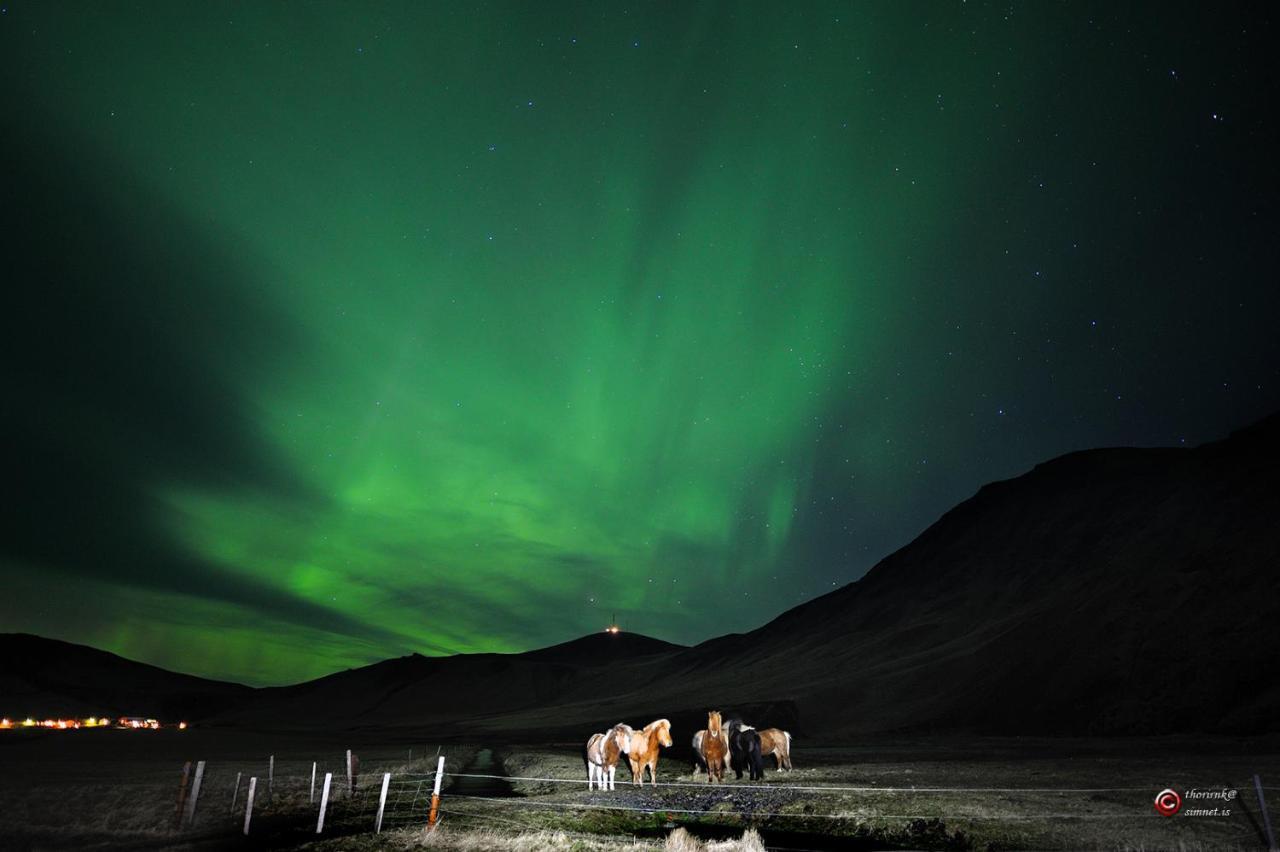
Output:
(585, 723), (633, 790)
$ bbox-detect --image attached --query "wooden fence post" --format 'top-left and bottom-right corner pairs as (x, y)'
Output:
(182, 760), (205, 828)
(427, 755), (445, 828)
(242, 777), (257, 835)
(1256, 775), (1277, 852)
(375, 772), (391, 833)
(174, 761), (191, 828)
(346, 749), (353, 796)
(268, 754), (274, 799)
(230, 772), (242, 815)
(316, 772), (332, 833)
(310, 761), (317, 803)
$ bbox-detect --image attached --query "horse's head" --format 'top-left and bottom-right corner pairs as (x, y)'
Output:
(707, 710), (722, 734)
(612, 723), (633, 754)
(645, 716), (675, 741)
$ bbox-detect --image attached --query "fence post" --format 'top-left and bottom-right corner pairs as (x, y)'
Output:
(174, 761), (191, 828)
(316, 772), (333, 833)
(310, 761), (317, 803)
(182, 760), (205, 828)
(230, 772), (242, 815)
(242, 777), (256, 835)
(268, 754), (274, 799)
(1256, 775), (1277, 852)
(346, 749), (353, 796)
(427, 755), (445, 828)
(375, 772), (391, 833)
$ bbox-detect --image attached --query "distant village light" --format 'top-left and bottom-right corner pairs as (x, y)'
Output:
(1, 715), (174, 731)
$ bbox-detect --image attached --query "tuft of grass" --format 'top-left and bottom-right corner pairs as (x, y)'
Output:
(663, 828), (767, 852)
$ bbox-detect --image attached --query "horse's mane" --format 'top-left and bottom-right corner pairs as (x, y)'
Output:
(643, 718), (670, 734)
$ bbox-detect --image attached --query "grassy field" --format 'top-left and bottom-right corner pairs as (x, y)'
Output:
(1, 729), (1276, 850)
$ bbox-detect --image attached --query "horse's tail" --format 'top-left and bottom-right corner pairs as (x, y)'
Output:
(784, 731), (792, 752)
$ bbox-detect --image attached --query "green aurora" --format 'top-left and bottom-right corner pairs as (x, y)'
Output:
(3, 2), (1277, 684)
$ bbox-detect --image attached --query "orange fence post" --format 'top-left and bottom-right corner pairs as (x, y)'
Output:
(427, 755), (445, 828)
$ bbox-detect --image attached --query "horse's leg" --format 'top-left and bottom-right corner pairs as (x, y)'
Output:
(607, 763), (615, 791)
(588, 762), (596, 790)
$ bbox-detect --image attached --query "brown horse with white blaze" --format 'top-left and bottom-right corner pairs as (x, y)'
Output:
(626, 718), (673, 786)
(585, 723), (633, 790)
(698, 711), (728, 783)
(757, 727), (793, 771)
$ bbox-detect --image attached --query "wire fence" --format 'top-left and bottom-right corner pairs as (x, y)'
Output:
(443, 770), (1159, 794)
(11, 747), (1270, 848)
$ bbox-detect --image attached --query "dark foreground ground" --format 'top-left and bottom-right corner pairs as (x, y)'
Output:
(1, 728), (1278, 850)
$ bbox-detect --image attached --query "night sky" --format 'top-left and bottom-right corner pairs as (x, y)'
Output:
(3, 2), (1277, 685)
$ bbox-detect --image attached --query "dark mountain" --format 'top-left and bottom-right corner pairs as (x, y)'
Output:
(668, 412), (1280, 737)
(7, 414), (1278, 738)
(0, 633), (251, 721)
(521, 631), (685, 665)
(209, 631), (688, 731)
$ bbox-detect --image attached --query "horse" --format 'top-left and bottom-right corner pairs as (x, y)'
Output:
(584, 723), (633, 790)
(726, 718), (765, 781)
(626, 718), (673, 786)
(757, 728), (793, 771)
(698, 710), (728, 783)
(691, 729), (707, 774)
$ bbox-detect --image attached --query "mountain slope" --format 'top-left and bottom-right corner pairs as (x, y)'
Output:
(0, 633), (252, 720)
(643, 413), (1280, 736)
(210, 631), (689, 729)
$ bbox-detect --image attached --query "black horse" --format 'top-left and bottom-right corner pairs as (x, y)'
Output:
(726, 718), (765, 781)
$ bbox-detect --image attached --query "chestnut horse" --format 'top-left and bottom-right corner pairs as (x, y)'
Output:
(585, 723), (632, 790)
(757, 727), (793, 771)
(626, 718), (673, 786)
(698, 711), (728, 783)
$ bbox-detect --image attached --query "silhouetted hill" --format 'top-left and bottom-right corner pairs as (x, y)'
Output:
(521, 631), (685, 665)
(0, 633), (251, 720)
(208, 632), (688, 730)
